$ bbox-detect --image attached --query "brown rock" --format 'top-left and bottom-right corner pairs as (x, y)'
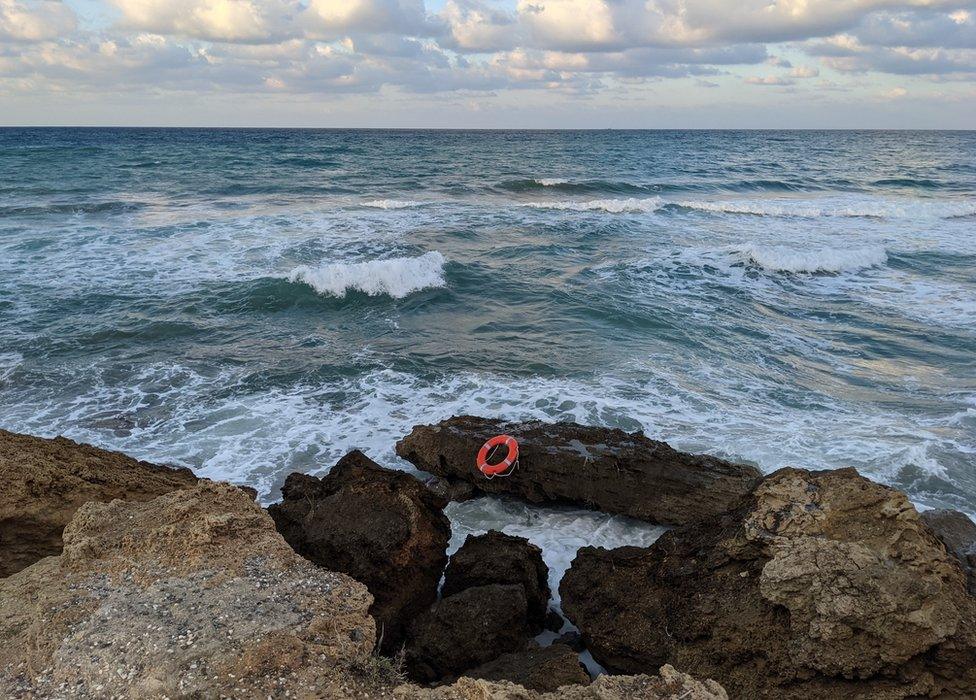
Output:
(268, 450), (451, 652)
(395, 416), (760, 525)
(462, 643), (589, 692)
(405, 584), (532, 683)
(443, 530), (550, 632)
(394, 664), (728, 699)
(560, 467), (976, 699)
(0, 481), (377, 699)
(0, 428), (198, 577)
(921, 508), (976, 595)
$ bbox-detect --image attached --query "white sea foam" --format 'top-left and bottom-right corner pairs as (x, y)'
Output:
(525, 197), (664, 213)
(287, 251), (446, 298)
(535, 178), (569, 186)
(735, 244), (888, 273)
(361, 199), (426, 209)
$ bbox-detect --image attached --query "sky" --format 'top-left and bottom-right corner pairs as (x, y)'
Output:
(1, 0), (974, 127)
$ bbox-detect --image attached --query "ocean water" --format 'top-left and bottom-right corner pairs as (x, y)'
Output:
(2, 129), (975, 582)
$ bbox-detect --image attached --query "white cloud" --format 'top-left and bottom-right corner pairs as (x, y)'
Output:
(442, 0), (518, 52)
(791, 65), (820, 78)
(0, 0), (75, 42)
(745, 75), (795, 85)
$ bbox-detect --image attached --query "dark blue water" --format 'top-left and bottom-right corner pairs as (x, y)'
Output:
(1, 129), (975, 534)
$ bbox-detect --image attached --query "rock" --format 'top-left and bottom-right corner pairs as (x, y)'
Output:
(0, 481), (380, 698)
(921, 508), (976, 595)
(425, 476), (476, 502)
(462, 642), (589, 692)
(544, 609), (564, 633)
(561, 467), (976, 699)
(268, 450), (451, 653)
(443, 530), (550, 632)
(556, 631), (584, 652)
(396, 416), (761, 525)
(405, 584), (532, 683)
(394, 664), (728, 699)
(0, 428), (198, 577)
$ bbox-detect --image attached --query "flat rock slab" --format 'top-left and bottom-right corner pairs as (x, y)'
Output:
(396, 416), (761, 525)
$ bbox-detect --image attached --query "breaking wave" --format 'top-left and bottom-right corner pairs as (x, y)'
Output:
(286, 251), (446, 298)
(361, 199), (426, 209)
(734, 244), (888, 273)
(524, 197), (664, 213)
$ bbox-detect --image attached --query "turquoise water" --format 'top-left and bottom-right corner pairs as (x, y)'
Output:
(1, 129), (975, 526)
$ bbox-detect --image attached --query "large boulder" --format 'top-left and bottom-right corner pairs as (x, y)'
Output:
(394, 664), (728, 699)
(921, 508), (976, 595)
(443, 530), (550, 632)
(0, 428), (198, 577)
(0, 482), (379, 698)
(462, 642), (589, 692)
(405, 584), (532, 683)
(396, 416), (760, 525)
(560, 467), (976, 699)
(268, 450), (451, 652)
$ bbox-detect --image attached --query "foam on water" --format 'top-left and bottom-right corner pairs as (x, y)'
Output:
(524, 197), (664, 213)
(534, 178), (570, 186)
(362, 199), (426, 209)
(735, 244), (888, 273)
(286, 251), (447, 298)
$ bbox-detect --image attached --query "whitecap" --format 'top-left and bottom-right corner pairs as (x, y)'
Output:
(534, 178), (569, 186)
(735, 244), (888, 274)
(524, 197), (664, 213)
(287, 251), (446, 298)
(361, 199), (426, 209)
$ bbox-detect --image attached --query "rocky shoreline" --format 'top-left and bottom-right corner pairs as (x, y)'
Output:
(2, 420), (975, 698)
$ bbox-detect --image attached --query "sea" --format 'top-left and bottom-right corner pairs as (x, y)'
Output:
(2, 128), (974, 601)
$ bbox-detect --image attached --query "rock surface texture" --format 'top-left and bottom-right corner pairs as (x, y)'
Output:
(0, 482), (379, 699)
(462, 643), (589, 693)
(395, 416), (761, 525)
(561, 467), (976, 699)
(393, 665), (728, 699)
(442, 530), (551, 632)
(921, 508), (976, 595)
(268, 450), (451, 652)
(0, 428), (198, 577)
(405, 584), (532, 683)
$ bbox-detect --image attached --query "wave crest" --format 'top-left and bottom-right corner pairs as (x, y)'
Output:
(362, 199), (425, 209)
(525, 197), (664, 213)
(287, 251), (446, 298)
(735, 244), (888, 273)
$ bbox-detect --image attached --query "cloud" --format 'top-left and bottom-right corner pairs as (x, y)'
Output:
(0, 0), (75, 42)
(745, 75), (795, 85)
(791, 65), (820, 78)
(441, 0), (519, 52)
(109, 0), (300, 42)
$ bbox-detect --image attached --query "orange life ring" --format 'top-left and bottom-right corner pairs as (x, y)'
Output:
(477, 434), (519, 477)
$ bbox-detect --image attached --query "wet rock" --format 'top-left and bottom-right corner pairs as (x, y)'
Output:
(561, 467), (976, 699)
(394, 664), (728, 699)
(0, 482), (377, 698)
(268, 450), (451, 652)
(0, 428), (198, 577)
(396, 416), (761, 525)
(425, 476), (476, 502)
(544, 608), (565, 633)
(443, 530), (550, 632)
(921, 508), (976, 595)
(556, 631), (584, 652)
(462, 642), (589, 692)
(405, 584), (532, 683)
